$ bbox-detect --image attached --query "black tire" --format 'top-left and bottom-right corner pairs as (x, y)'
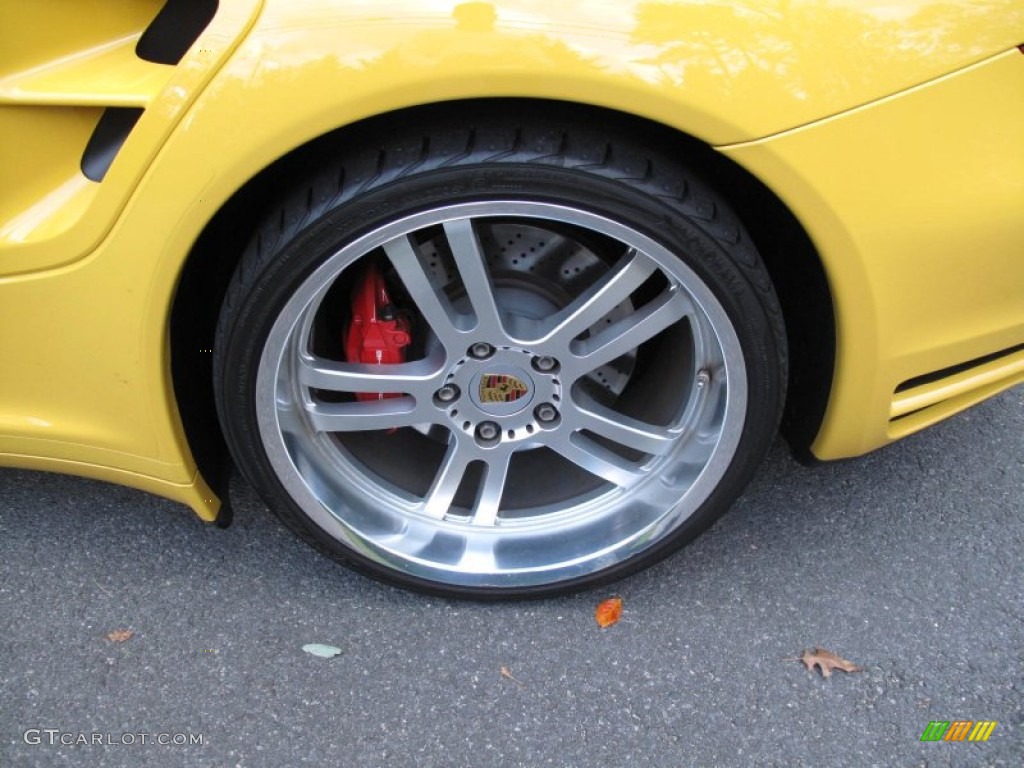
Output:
(214, 106), (786, 598)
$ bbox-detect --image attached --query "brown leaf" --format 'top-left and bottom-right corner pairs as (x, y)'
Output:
(105, 629), (134, 643)
(595, 597), (623, 628)
(500, 665), (523, 685)
(799, 647), (862, 678)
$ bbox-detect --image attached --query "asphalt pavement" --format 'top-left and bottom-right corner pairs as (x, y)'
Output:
(1, 387), (1021, 767)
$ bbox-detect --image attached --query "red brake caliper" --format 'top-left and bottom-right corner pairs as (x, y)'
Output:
(344, 262), (411, 401)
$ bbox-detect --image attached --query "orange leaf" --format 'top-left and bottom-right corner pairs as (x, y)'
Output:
(500, 665), (524, 685)
(799, 648), (862, 678)
(105, 629), (134, 643)
(595, 597), (622, 628)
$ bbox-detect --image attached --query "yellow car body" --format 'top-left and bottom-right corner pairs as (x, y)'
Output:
(1, 0), (1022, 529)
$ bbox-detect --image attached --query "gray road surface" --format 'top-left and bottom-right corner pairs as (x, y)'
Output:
(1, 387), (1022, 767)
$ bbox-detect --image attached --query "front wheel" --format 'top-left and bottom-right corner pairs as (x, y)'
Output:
(214, 112), (786, 597)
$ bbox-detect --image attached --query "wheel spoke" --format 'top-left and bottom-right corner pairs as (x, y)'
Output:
(420, 437), (474, 520)
(304, 397), (428, 432)
(551, 433), (647, 488)
(298, 353), (443, 397)
(469, 451), (511, 527)
(382, 234), (467, 348)
(677, 430), (717, 466)
(570, 392), (677, 456)
(534, 248), (656, 344)
(567, 288), (694, 378)
(441, 219), (505, 337)
(458, 536), (499, 573)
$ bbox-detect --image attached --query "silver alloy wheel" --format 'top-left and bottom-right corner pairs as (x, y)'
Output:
(255, 200), (746, 589)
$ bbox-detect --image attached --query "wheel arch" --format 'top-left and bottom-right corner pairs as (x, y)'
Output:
(169, 98), (834, 511)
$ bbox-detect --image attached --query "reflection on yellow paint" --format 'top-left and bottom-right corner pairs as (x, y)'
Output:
(0, 174), (93, 243)
(244, 0), (1024, 144)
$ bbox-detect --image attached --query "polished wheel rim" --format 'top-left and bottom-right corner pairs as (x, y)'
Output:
(256, 201), (747, 588)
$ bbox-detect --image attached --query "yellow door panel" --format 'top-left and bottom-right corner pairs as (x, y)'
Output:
(0, 1), (165, 78)
(0, 36), (175, 108)
(0, 0), (263, 276)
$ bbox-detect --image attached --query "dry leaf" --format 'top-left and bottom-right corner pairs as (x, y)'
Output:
(105, 629), (134, 643)
(595, 597), (623, 628)
(799, 647), (862, 678)
(500, 665), (523, 685)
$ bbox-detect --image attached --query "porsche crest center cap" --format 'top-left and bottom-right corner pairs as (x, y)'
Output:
(471, 366), (535, 415)
(480, 373), (528, 403)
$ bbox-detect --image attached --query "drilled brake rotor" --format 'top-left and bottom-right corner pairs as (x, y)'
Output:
(417, 220), (637, 397)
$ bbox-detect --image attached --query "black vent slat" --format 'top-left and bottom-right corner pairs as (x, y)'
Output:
(895, 343), (1024, 393)
(136, 0), (219, 65)
(80, 107), (145, 182)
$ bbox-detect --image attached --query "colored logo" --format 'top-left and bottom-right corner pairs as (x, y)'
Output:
(920, 721), (997, 742)
(479, 373), (528, 403)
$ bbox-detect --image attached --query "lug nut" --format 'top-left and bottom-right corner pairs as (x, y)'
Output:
(476, 421), (500, 441)
(533, 356), (558, 373)
(535, 403), (559, 424)
(435, 384), (460, 403)
(469, 342), (494, 359)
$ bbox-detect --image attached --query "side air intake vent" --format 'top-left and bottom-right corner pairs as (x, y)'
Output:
(889, 343), (1024, 437)
(137, 0), (220, 65)
(77, 0), (220, 180)
(81, 108), (145, 182)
